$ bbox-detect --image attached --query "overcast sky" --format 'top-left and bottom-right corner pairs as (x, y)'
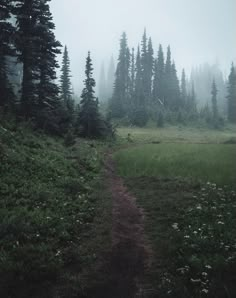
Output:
(50, 0), (236, 95)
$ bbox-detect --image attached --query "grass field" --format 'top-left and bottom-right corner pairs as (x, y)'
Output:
(118, 125), (236, 144)
(115, 126), (236, 297)
(114, 143), (236, 186)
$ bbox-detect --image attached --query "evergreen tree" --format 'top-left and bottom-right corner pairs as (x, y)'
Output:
(227, 63), (236, 123)
(60, 45), (73, 109)
(110, 32), (130, 118)
(0, 0), (15, 110)
(131, 45), (148, 126)
(170, 62), (181, 110)
(164, 45), (172, 108)
(140, 29), (150, 105)
(146, 37), (154, 102)
(186, 83), (197, 118)
(153, 44), (165, 102)
(79, 52), (104, 138)
(14, 0), (61, 122)
(211, 79), (218, 122)
(130, 48), (135, 99)
(35, 0), (61, 109)
(181, 69), (187, 107)
(14, 0), (40, 118)
(98, 62), (107, 102)
(106, 55), (115, 100)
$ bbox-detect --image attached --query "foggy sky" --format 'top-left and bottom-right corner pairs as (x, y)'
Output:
(50, 0), (236, 95)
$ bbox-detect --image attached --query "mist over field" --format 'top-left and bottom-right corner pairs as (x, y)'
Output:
(50, 0), (236, 94)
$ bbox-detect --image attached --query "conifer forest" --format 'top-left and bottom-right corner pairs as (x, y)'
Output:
(0, 1), (236, 297)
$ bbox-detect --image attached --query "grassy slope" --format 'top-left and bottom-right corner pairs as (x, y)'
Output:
(115, 126), (236, 297)
(0, 122), (111, 297)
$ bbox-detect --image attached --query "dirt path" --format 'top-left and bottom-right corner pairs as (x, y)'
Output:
(103, 151), (152, 298)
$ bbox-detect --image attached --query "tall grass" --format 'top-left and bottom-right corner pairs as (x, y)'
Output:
(114, 143), (236, 186)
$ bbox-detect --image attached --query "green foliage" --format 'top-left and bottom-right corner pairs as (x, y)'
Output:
(227, 63), (236, 123)
(0, 122), (106, 296)
(14, 0), (62, 125)
(110, 32), (130, 118)
(79, 52), (108, 138)
(60, 45), (74, 112)
(126, 178), (236, 297)
(0, 0), (16, 110)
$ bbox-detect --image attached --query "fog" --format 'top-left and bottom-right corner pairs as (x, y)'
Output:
(50, 0), (236, 95)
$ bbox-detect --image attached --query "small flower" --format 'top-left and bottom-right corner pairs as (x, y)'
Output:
(202, 272), (208, 276)
(190, 278), (201, 283)
(172, 223), (179, 230)
(205, 265), (212, 269)
(202, 289), (209, 294)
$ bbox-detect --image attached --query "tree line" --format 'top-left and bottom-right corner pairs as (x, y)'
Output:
(109, 30), (236, 127)
(0, 0), (112, 139)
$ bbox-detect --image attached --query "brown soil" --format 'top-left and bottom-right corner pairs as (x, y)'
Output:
(101, 152), (152, 298)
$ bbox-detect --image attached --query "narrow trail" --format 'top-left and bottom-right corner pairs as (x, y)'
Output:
(103, 151), (153, 298)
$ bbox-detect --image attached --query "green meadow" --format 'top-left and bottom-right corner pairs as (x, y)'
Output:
(115, 126), (236, 297)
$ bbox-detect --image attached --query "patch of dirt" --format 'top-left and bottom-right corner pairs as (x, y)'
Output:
(102, 152), (153, 298)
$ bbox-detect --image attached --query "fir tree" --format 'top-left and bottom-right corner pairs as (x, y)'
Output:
(170, 62), (181, 110)
(130, 48), (135, 99)
(153, 44), (165, 103)
(110, 32), (130, 118)
(181, 69), (187, 107)
(211, 79), (218, 122)
(131, 45), (148, 126)
(187, 83), (197, 118)
(227, 63), (236, 123)
(146, 37), (154, 102)
(79, 52), (104, 138)
(14, 0), (61, 121)
(98, 62), (107, 102)
(36, 0), (61, 109)
(140, 29), (150, 105)
(0, 0), (15, 110)
(14, 0), (40, 118)
(60, 45), (73, 109)
(164, 45), (172, 108)
(106, 55), (115, 100)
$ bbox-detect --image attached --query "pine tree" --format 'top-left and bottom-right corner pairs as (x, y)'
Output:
(131, 45), (148, 126)
(130, 48), (135, 99)
(227, 63), (236, 123)
(153, 44), (165, 103)
(98, 62), (107, 102)
(0, 0), (15, 110)
(140, 29), (149, 105)
(14, 0), (40, 118)
(106, 55), (115, 100)
(211, 79), (218, 122)
(110, 32), (130, 118)
(14, 0), (61, 121)
(187, 83), (197, 118)
(181, 69), (187, 107)
(164, 45), (172, 108)
(146, 37), (154, 102)
(60, 45), (73, 109)
(36, 0), (61, 109)
(170, 62), (181, 110)
(79, 52), (104, 138)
